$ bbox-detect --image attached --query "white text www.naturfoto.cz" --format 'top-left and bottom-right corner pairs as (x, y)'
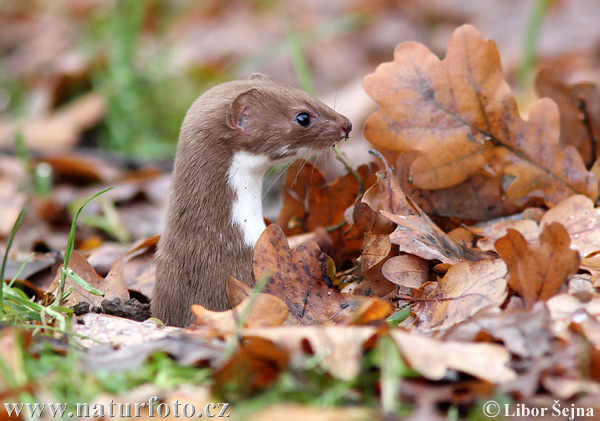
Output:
(4, 397), (231, 418)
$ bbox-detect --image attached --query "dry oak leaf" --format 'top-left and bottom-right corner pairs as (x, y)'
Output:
(474, 219), (539, 252)
(495, 222), (580, 306)
(382, 209), (485, 264)
(381, 254), (428, 289)
(191, 293), (288, 332)
(412, 259), (507, 331)
(361, 232), (391, 272)
(253, 225), (377, 325)
(54, 250), (129, 308)
(535, 68), (600, 167)
(391, 330), (516, 383)
(546, 294), (600, 325)
(342, 260), (397, 303)
(581, 255), (600, 288)
(474, 195), (600, 257)
(212, 336), (289, 400)
(363, 170), (488, 264)
(540, 194), (600, 258)
(363, 24), (597, 206)
(395, 151), (533, 221)
(277, 160), (377, 265)
(443, 303), (553, 359)
(243, 326), (376, 381)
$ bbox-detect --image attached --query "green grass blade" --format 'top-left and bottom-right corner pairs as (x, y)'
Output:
(62, 267), (105, 296)
(55, 187), (113, 306)
(1, 208), (26, 315)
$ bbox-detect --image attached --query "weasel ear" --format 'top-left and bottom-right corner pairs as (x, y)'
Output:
(249, 73), (269, 81)
(226, 88), (261, 130)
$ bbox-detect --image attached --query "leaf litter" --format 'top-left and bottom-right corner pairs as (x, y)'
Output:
(6, 21), (600, 418)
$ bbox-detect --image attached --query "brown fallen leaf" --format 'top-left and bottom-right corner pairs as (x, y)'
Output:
(348, 299), (393, 325)
(361, 232), (391, 272)
(391, 330), (516, 383)
(472, 195), (600, 257)
(277, 161), (377, 265)
(363, 169), (488, 264)
(191, 293), (288, 332)
(212, 336), (289, 400)
(540, 194), (600, 258)
(253, 225), (376, 325)
(444, 303), (553, 359)
(55, 250), (129, 307)
(535, 68), (600, 167)
(381, 254), (428, 289)
(495, 222), (580, 306)
(473, 219), (539, 252)
(395, 151), (533, 221)
(243, 326), (376, 381)
(37, 153), (122, 185)
(383, 209), (486, 264)
(363, 24), (597, 206)
(581, 255), (600, 288)
(412, 259), (508, 331)
(343, 260), (397, 304)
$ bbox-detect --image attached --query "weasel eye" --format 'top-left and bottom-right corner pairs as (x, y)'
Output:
(295, 112), (311, 127)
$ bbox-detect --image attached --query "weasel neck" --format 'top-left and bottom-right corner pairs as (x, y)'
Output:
(227, 150), (269, 247)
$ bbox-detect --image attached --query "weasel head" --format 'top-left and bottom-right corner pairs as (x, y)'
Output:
(224, 75), (352, 162)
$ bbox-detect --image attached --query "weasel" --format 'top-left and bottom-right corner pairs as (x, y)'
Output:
(152, 74), (352, 327)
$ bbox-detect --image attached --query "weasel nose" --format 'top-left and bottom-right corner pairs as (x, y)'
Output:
(342, 120), (352, 135)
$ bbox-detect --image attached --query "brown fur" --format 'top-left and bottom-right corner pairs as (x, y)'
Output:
(152, 75), (351, 327)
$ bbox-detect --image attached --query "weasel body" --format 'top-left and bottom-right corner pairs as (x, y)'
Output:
(153, 75), (351, 327)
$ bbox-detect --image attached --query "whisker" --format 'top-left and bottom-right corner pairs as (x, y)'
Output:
(292, 158), (309, 189)
(263, 163), (292, 198)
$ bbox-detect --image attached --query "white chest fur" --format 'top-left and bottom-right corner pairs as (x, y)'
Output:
(227, 151), (270, 247)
